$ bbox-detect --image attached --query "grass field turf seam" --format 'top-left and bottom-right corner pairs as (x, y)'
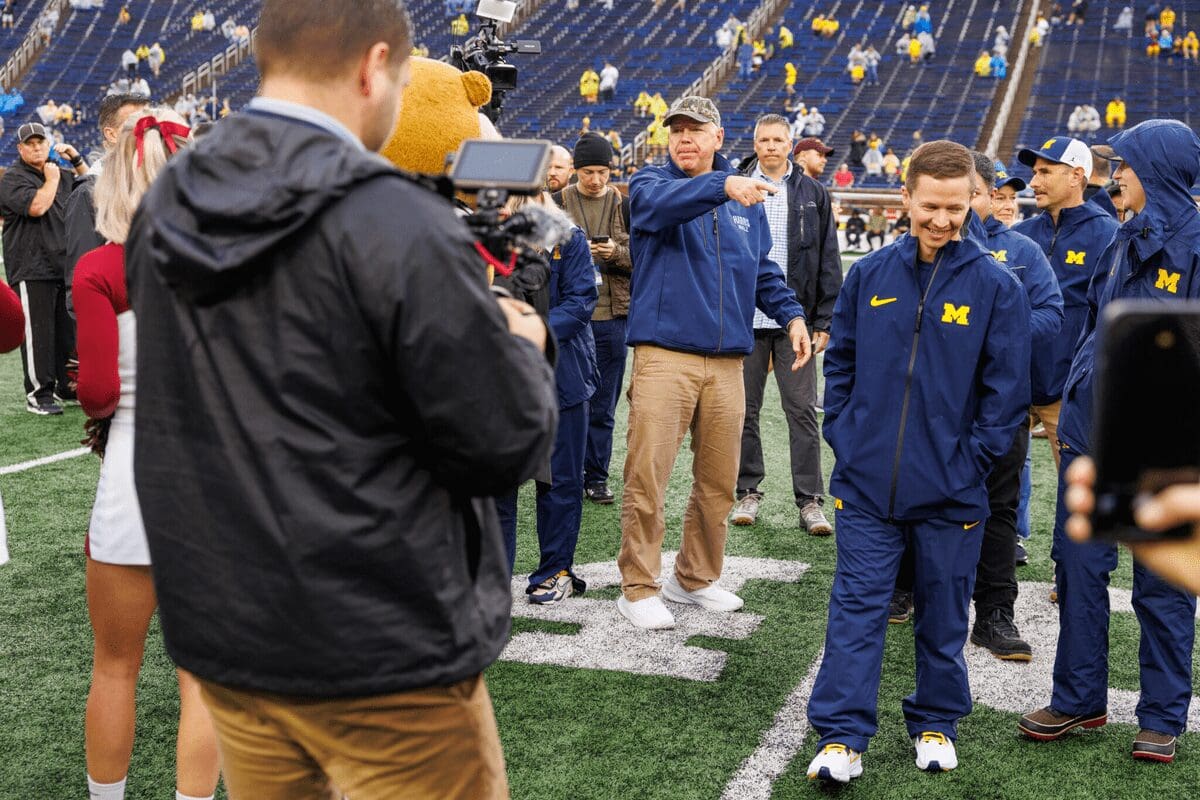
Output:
(2, 272), (1197, 799)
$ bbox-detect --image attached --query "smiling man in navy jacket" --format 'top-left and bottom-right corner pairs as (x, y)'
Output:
(805, 141), (1031, 784)
(617, 96), (811, 631)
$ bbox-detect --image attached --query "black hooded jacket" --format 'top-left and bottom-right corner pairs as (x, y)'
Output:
(126, 110), (558, 696)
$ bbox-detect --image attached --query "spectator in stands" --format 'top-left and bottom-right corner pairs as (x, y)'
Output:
(649, 91), (668, 119)
(812, 14), (826, 35)
(646, 114), (668, 160)
(820, 15), (840, 39)
(634, 90), (652, 117)
(843, 207), (865, 247)
(897, 32), (913, 55)
(805, 141), (1030, 786)
(794, 137), (834, 181)
(552, 135), (631, 508)
(790, 105), (809, 138)
(579, 67), (600, 103)
(994, 24), (1011, 54)
(219, 98), (232, 119)
(731, 114), (841, 536)
(121, 48), (138, 77)
(147, 42), (164, 78)
(1160, 5), (1176, 31)
(1147, 31), (1162, 56)
(883, 147), (900, 183)
(785, 61), (797, 94)
(1036, 14), (1051, 41)
(64, 92), (149, 317)
(863, 143), (885, 179)
(38, 9), (55, 44)
(779, 24), (794, 49)
(847, 130), (867, 170)
(599, 62), (619, 103)
(1114, 6), (1133, 32)
(909, 33), (924, 63)
(913, 5), (932, 35)
(1019, 118), (1200, 765)
(902, 4), (918, 30)
(1158, 26), (1174, 57)
(0, 122), (89, 415)
(1049, 2), (1064, 26)
(975, 50), (992, 76)
(1, 1), (14, 29)
(738, 33), (754, 78)
(865, 45), (881, 84)
(1184, 30), (1199, 60)
(1106, 96), (1126, 128)
(130, 77), (149, 97)
(833, 162), (854, 189)
(190, 10), (204, 31)
(201, 10), (215, 31)
(847, 44), (867, 77)
(803, 106), (826, 136)
(234, 22), (250, 43)
(1067, 0), (1087, 25)
(715, 24), (734, 49)
(919, 31), (937, 61)
(617, 96), (810, 631)
(866, 207), (888, 249)
(126, 2), (557, 795)
(990, 50), (1008, 78)
(892, 209), (911, 235)
(220, 17), (236, 39)
(450, 13), (469, 37)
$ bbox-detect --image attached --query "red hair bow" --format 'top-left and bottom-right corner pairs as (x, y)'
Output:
(133, 116), (191, 166)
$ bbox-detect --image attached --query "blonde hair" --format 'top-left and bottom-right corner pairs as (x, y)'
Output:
(94, 106), (191, 244)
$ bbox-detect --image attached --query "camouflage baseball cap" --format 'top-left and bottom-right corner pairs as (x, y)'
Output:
(664, 95), (722, 128)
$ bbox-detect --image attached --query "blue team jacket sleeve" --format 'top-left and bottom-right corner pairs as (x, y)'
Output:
(822, 261), (860, 430)
(970, 277), (1032, 475)
(548, 229), (599, 343)
(755, 207), (807, 327)
(1025, 246), (1065, 347)
(629, 168), (730, 232)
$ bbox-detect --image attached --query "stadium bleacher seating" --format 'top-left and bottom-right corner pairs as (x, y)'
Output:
(718, 0), (1024, 186)
(1007, 2), (1199, 180)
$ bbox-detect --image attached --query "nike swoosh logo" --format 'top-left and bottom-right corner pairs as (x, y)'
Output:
(964, 521), (981, 530)
(870, 296), (898, 307)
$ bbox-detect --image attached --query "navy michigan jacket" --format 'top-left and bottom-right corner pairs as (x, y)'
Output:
(823, 234), (1031, 522)
(1059, 119), (1200, 454)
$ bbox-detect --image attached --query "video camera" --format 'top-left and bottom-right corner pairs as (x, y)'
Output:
(449, 0), (541, 122)
(449, 139), (571, 299)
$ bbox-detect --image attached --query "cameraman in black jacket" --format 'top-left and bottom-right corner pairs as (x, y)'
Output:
(125, 2), (555, 797)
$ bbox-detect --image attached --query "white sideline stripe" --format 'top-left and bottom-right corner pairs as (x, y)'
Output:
(0, 448), (91, 476)
(720, 648), (824, 800)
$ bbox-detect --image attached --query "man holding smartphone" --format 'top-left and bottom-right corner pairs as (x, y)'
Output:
(1019, 119), (1200, 764)
(554, 132), (633, 505)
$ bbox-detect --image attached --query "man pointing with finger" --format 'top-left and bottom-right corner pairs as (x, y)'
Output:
(617, 95), (810, 630)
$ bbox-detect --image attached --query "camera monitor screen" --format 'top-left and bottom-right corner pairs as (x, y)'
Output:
(476, 0), (517, 22)
(450, 139), (552, 194)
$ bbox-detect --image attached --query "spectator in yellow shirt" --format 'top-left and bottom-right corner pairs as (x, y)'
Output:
(450, 13), (469, 37)
(849, 63), (864, 83)
(580, 68), (600, 103)
(909, 35), (923, 62)
(785, 62), (797, 93)
(649, 92), (668, 119)
(1183, 30), (1199, 60)
(634, 90), (653, 117)
(974, 50), (992, 75)
(646, 116), (668, 158)
(1106, 96), (1127, 127)
(191, 11), (205, 31)
(1160, 5), (1176, 30)
(812, 14), (825, 35)
(118, 5), (131, 25)
(779, 25), (794, 48)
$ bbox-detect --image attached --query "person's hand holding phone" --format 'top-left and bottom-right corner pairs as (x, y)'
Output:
(589, 236), (616, 260)
(1066, 456), (1200, 597)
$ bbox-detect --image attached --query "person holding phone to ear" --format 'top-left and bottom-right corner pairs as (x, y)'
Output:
(1019, 119), (1200, 765)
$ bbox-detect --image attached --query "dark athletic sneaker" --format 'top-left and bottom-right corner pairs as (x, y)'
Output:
(888, 590), (913, 624)
(971, 608), (1033, 661)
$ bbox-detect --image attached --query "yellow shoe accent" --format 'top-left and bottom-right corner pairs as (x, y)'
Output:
(822, 743), (848, 755)
(919, 731), (949, 745)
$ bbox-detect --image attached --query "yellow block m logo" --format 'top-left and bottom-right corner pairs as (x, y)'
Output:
(1065, 250), (1086, 265)
(1156, 269), (1181, 294)
(941, 304), (971, 326)
(991, 250), (1008, 263)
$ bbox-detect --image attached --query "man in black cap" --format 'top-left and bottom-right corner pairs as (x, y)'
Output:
(793, 137), (834, 182)
(0, 122), (89, 415)
(555, 132), (633, 504)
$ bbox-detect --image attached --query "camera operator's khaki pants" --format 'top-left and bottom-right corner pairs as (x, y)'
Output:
(619, 345), (745, 601)
(1029, 400), (1062, 468)
(198, 674), (508, 800)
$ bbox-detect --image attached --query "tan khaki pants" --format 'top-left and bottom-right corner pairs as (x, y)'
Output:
(1029, 400), (1062, 467)
(618, 345), (745, 601)
(199, 675), (508, 800)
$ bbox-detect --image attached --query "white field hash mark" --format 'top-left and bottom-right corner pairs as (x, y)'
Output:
(501, 553), (810, 681)
(0, 447), (90, 475)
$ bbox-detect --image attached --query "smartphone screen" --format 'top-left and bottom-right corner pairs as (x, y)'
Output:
(591, 236), (610, 244)
(1091, 301), (1200, 542)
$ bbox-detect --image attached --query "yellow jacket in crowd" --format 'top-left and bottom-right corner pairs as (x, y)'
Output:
(1161, 8), (1177, 29)
(779, 25), (794, 48)
(190, 11), (204, 31)
(580, 69), (600, 98)
(634, 91), (652, 113)
(450, 14), (469, 36)
(135, 44), (150, 61)
(974, 52), (991, 76)
(785, 62), (797, 86)
(647, 117), (669, 146)
(649, 92), (669, 118)
(909, 36), (923, 60)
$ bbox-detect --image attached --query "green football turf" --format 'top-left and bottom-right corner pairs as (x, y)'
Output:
(1, 262), (1196, 799)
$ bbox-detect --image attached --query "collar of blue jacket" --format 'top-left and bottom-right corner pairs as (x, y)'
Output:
(1108, 119), (1200, 262)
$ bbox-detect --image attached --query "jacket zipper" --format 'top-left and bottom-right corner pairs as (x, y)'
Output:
(886, 251), (945, 521)
(714, 209), (724, 351)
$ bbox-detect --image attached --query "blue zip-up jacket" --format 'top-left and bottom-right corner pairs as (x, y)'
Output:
(966, 212), (1065, 397)
(1059, 119), (1200, 453)
(823, 234), (1031, 522)
(549, 227), (600, 409)
(627, 153), (806, 354)
(1014, 198), (1119, 405)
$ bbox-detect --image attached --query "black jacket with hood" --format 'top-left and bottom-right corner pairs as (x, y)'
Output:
(125, 110), (559, 697)
(739, 155), (843, 333)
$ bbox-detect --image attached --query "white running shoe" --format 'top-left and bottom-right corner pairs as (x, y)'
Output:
(806, 743), (863, 784)
(662, 573), (744, 612)
(617, 594), (676, 630)
(913, 731), (958, 772)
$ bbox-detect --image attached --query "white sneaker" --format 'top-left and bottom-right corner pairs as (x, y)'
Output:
(661, 573), (744, 612)
(806, 743), (863, 784)
(617, 594), (675, 630)
(913, 731), (958, 772)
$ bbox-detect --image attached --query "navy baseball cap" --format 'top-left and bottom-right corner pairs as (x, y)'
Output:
(1017, 135), (1093, 180)
(993, 160), (1026, 191)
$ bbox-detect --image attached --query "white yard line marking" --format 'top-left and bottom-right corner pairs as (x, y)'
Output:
(0, 448), (91, 476)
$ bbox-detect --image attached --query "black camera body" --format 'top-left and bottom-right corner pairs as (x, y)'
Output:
(449, 18), (541, 120)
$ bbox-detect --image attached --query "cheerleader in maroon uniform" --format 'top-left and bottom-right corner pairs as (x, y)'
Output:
(0, 281), (23, 565)
(73, 107), (219, 800)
